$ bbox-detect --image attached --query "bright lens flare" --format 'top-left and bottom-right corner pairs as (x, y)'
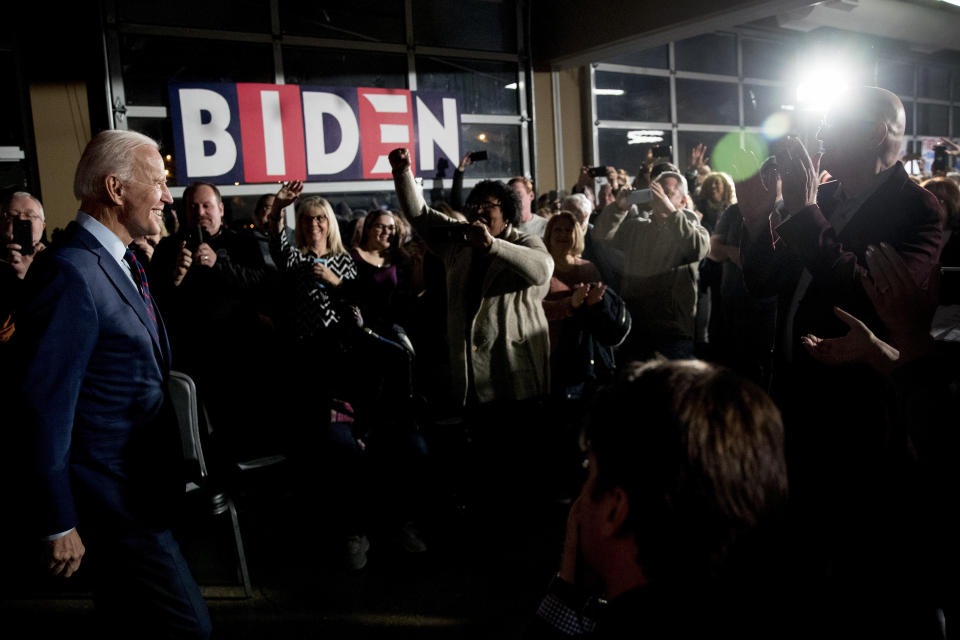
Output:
(762, 112), (792, 140)
(796, 68), (850, 113)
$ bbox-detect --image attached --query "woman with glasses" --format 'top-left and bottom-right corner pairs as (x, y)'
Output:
(347, 211), (406, 336)
(267, 181), (358, 343)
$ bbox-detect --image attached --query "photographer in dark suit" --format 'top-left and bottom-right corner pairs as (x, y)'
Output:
(151, 182), (269, 459)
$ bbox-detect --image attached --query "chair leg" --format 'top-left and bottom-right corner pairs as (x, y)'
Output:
(226, 498), (253, 598)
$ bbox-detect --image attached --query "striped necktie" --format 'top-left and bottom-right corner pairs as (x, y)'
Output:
(123, 248), (160, 342)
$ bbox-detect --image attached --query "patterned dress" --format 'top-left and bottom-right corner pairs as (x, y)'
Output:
(270, 230), (357, 339)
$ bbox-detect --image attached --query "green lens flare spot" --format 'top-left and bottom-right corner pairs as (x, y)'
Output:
(712, 133), (770, 182)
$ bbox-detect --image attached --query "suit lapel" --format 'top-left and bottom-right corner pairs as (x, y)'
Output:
(76, 227), (167, 361)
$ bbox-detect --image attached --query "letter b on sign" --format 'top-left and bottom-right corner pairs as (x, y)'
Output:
(169, 84), (244, 185)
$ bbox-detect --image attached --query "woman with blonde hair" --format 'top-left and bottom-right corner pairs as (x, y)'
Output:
(542, 211), (630, 401)
(696, 171), (736, 233)
(268, 181), (357, 341)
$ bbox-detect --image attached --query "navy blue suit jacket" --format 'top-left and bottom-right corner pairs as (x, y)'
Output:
(20, 224), (181, 537)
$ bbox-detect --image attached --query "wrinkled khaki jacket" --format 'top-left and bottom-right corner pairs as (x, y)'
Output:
(394, 169), (553, 405)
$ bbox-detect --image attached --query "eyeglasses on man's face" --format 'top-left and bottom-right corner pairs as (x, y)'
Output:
(1, 209), (42, 222)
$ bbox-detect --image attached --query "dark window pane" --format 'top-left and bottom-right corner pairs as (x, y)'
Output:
(300, 191), (400, 216)
(917, 103), (949, 136)
(603, 46), (669, 69)
(676, 33), (736, 76)
(742, 38), (793, 81)
(283, 47), (407, 88)
(417, 57), (518, 115)
(120, 35), (273, 105)
(279, 0), (406, 42)
(458, 123), (522, 179)
(918, 66), (950, 101)
(743, 84), (789, 127)
(116, 0), (271, 32)
(877, 60), (914, 96)
(678, 131), (732, 176)
(0, 161), (28, 193)
(954, 79), (960, 103)
(219, 192), (403, 229)
(903, 101), (914, 135)
(955, 108), (960, 137)
(598, 128), (670, 176)
(126, 118), (183, 186)
(0, 51), (24, 147)
(595, 72), (670, 122)
(413, 0), (517, 53)
(676, 79), (739, 125)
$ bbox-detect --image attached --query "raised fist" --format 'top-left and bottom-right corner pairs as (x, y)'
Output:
(389, 148), (411, 173)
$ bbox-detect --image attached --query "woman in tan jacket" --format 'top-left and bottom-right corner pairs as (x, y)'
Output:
(388, 147), (553, 408)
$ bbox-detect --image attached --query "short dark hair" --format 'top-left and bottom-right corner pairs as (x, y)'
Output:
(650, 162), (680, 181)
(183, 181), (222, 206)
(465, 180), (523, 227)
(254, 192), (274, 213)
(584, 359), (787, 584)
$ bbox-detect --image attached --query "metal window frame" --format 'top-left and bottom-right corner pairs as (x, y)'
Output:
(103, 0), (533, 194)
(883, 56), (960, 146)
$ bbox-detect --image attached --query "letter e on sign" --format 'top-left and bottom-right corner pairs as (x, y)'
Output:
(357, 88), (415, 179)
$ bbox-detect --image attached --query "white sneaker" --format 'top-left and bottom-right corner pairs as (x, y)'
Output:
(344, 534), (370, 570)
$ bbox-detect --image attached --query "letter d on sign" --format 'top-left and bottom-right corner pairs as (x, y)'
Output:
(178, 88), (239, 178)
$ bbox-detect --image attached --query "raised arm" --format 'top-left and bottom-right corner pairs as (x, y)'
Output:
(591, 187), (634, 243)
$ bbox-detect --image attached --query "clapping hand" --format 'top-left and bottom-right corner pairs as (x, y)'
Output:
(773, 136), (821, 216)
(731, 148), (778, 238)
(585, 282), (607, 306)
(802, 306), (899, 371)
(862, 243), (939, 361)
(802, 244), (939, 371)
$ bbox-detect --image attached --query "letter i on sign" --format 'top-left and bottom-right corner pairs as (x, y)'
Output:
(357, 88), (416, 179)
(236, 83), (307, 183)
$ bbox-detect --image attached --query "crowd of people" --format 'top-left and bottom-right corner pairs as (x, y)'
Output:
(2, 83), (958, 638)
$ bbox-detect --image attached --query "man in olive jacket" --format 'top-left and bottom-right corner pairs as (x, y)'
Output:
(389, 148), (553, 407)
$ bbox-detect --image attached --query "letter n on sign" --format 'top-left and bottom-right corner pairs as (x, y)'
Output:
(236, 83), (307, 183)
(357, 88), (415, 179)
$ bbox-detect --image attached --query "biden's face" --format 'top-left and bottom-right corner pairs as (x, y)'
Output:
(121, 145), (171, 240)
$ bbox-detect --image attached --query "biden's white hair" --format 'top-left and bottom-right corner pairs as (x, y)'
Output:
(74, 129), (160, 202)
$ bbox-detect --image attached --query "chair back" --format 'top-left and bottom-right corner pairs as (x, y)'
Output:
(168, 370), (208, 484)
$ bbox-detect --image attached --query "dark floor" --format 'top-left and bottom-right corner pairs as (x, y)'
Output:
(1, 456), (573, 639)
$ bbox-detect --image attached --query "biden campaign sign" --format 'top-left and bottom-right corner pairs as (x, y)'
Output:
(168, 82), (462, 184)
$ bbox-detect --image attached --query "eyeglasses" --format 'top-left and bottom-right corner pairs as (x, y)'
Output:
(370, 223), (396, 232)
(127, 177), (170, 193)
(2, 209), (42, 222)
(301, 216), (327, 226)
(468, 201), (501, 213)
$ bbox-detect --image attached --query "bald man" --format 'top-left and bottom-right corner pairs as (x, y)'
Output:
(736, 87), (944, 636)
(740, 86), (942, 366)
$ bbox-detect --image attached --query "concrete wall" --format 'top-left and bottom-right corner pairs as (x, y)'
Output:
(29, 82), (91, 233)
